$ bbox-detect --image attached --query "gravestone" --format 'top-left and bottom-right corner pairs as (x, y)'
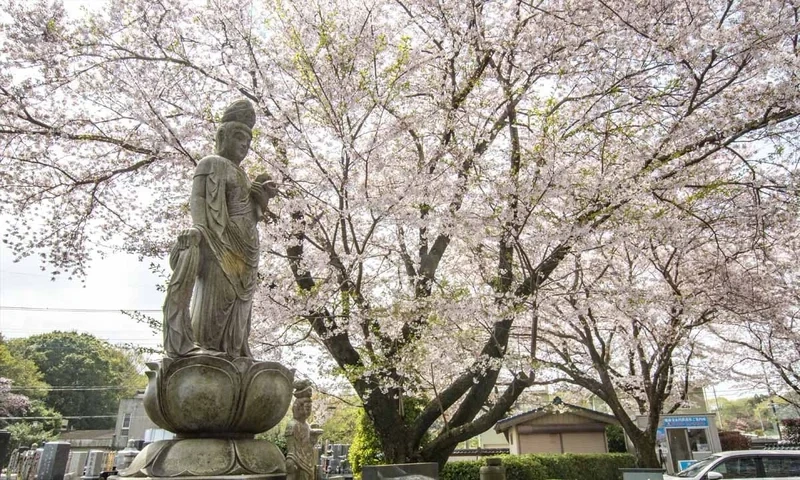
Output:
(82, 451), (107, 480)
(361, 463), (438, 480)
(66, 451), (88, 479)
(321, 444), (351, 475)
(114, 441), (140, 471)
(0, 430), (10, 469)
(35, 442), (70, 480)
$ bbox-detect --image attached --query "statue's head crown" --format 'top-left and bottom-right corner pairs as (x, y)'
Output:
(221, 99), (256, 129)
(293, 379), (313, 399)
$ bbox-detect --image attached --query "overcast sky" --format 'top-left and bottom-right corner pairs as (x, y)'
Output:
(0, 222), (164, 350)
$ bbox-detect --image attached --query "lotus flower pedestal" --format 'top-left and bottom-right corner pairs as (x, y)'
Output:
(119, 355), (295, 480)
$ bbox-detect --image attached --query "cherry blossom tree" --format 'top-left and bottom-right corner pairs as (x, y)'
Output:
(530, 99), (800, 465)
(1, 0), (799, 465)
(0, 378), (30, 420)
(533, 220), (722, 465)
(712, 225), (800, 410)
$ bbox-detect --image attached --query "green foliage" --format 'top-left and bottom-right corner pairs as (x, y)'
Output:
(0, 342), (48, 399)
(319, 403), (360, 445)
(440, 454), (637, 480)
(348, 407), (382, 476)
(537, 453), (636, 479)
(8, 332), (142, 429)
(256, 414), (290, 456)
(349, 397), (430, 475)
(8, 400), (61, 450)
(501, 456), (548, 480)
(715, 394), (775, 434)
(440, 460), (484, 480)
(606, 425), (627, 453)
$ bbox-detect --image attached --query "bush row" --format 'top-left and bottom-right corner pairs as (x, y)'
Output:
(440, 453), (637, 480)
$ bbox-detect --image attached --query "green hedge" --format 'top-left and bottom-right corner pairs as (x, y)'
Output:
(441, 453), (636, 480)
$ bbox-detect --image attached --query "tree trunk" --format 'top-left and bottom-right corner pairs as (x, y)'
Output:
(629, 429), (661, 468)
(379, 433), (411, 465)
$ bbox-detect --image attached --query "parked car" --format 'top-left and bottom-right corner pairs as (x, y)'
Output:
(664, 450), (800, 480)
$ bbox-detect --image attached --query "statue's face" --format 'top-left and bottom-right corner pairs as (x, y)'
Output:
(218, 125), (252, 164)
(293, 398), (312, 421)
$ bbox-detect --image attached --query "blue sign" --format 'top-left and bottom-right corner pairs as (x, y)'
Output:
(662, 416), (709, 428)
(678, 460), (699, 471)
(656, 427), (666, 440)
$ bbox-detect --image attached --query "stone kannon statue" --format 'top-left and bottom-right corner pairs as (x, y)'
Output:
(162, 98), (277, 358)
(286, 380), (324, 480)
(124, 99), (295, 480)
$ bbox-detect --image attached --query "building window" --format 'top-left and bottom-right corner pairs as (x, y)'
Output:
(121, 413), (132, 436)
(687, 428), (709, 452)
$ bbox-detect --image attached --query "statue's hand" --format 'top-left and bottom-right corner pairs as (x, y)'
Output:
(177, 228), (202, 249)
(252, 173), (279, 201)
(286, 458), (297, 474)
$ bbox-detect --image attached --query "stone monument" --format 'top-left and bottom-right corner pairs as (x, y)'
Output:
(83, 451), (107, 480)
(35, 441), (70, 480)
(285, 381), (323, 480)
(361, 463), (438, 480)
(119, 99), (294, 480)
(65, 451), (88, 480)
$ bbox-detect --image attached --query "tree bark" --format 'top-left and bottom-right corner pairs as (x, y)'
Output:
(628, 427), (661, 468)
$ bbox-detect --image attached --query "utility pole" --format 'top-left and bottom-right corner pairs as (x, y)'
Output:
(712, 387), (723, 427)
(771, 402), (783, 441)
(756, 409), (766, 433)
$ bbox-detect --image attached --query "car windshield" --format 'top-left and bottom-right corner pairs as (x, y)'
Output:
(675, 455), (722, 478)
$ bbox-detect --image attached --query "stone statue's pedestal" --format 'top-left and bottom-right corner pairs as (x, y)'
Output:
(119, 476), (284, 480)
(118, 355), (294, 480)
(121, 477), (283, 480)
(119, 438), (286, 479)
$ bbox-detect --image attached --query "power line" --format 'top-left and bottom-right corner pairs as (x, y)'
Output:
(8, 384), (147, 390)
(0, 414), (154, 421)
(0, 415), (116, 420)
(0, 335), (162, 342)
(0, 306), (160, 313)
(9, 386), (133, 392)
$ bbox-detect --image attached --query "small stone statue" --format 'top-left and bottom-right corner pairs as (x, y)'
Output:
(162, 99), (277, 358)
(285, 380), (323, 480)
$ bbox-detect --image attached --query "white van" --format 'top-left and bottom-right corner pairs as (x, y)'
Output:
(664, 450), (800, 480)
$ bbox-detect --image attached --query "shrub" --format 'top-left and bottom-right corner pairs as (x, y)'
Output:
(719, 431), (751, 451)
(539, 453), (636, 480)
(348, 397), (430, 476)
(782, 418), (800, 444)
(440, 460), (483, 480)
(347, 408), (383, 476)
(440, 453), (636, 480)
(606, 424), (627, 453)
(502, 455), (548, 480)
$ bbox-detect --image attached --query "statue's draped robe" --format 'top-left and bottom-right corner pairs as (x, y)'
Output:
(190, 155), (259, 358)
(285, 419), (315, 480)
(162, 233), (200, 357)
